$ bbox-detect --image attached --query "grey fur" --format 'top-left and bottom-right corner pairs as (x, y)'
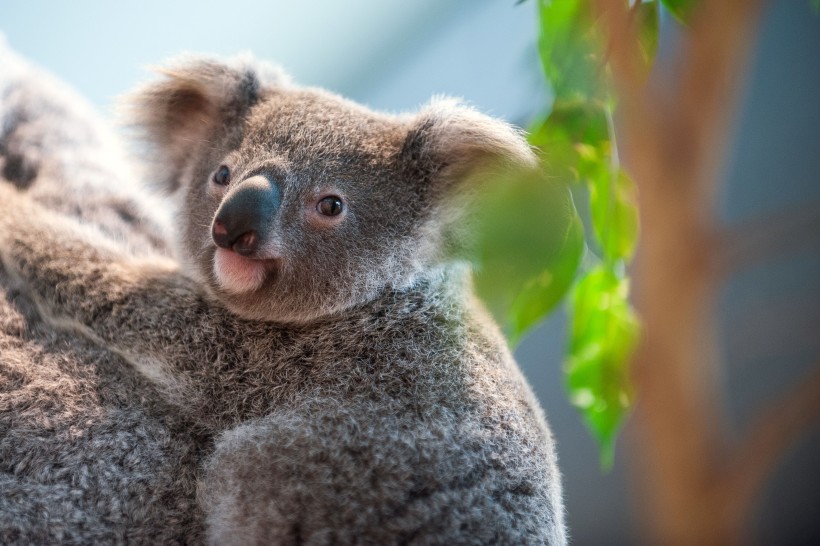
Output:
(0, 43), (205, 544)
(0, 51), (566, 544)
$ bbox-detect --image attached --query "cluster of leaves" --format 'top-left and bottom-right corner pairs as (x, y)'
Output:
(471, 0), (692, 468)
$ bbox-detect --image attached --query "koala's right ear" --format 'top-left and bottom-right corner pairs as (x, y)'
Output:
(124, 55), (287, 192)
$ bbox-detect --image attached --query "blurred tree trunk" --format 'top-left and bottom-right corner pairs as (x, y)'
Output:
(594, 0), (820, 543)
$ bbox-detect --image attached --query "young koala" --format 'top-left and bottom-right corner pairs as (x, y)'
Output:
(0, 55), (566, 544)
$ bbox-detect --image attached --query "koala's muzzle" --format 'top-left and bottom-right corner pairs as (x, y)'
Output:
(212, 175), (281, 256)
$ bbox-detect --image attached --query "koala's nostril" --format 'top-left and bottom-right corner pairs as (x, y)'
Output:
(212, 219), (232, 249)
(212, 219), (259, 256)
(212, 175), (280, 254)
(233, 231), (259, 256)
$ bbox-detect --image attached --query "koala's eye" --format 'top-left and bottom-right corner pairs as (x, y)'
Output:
(317, 196), (343, 216)
(213, 165), (231, 186)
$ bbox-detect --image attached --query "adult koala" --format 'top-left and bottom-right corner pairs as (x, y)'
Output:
(0, 42), (206, 543)
(0, 48), (566, 544)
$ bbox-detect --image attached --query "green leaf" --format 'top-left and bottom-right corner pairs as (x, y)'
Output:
(537, 0), (608, 102)
(529, 99), (610, 186)
(637, 1), (660, 68)
(471, 169), (584, 344)
(531, 100), (639, 264)
(531, 99), (609, 151)
(566, 265), (640, 469)
(588, 165), (640, 262)
(529, 0), (646, 469)
(660, 0), (698, 23)
(507, 208), (585, 345)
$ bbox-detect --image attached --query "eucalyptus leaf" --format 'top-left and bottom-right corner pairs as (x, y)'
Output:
(566, 265), (639, 469)
(537, 0), (607, 102)
(528, 113), (579, 183)
(660, 0), (698, 23)
(507, 209), (585, 345)
(588, 165), (640, 262)
(637, 1), (660, 67)
(529, 100), (609, 186)
(471, 169), (583, 342)
(490, 0), (651, 468)
(534, 99), (609, 150)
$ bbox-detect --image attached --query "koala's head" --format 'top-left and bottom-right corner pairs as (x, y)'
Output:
(128, 55), (534, 323)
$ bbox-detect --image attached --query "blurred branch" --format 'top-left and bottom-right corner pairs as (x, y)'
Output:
(676, 0), (769, 207)
(722, 364), (820, 522)
(597, 1), (646, 95)
(591, 0), (769, 543)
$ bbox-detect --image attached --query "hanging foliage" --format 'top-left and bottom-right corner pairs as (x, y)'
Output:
(471, 0), (696, 467)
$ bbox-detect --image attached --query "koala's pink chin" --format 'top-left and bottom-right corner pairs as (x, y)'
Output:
(213, 248), (267, 294)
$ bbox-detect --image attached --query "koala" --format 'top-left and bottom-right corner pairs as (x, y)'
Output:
(0, 54), (566, 545)
(0, 43), (205, 543)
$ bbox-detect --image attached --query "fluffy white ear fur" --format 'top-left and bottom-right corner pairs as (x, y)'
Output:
(408, 97), (537, 181)
(121, 54), (289, 191)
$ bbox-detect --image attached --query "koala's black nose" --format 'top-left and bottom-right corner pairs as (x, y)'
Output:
(212, 175), (281, 256)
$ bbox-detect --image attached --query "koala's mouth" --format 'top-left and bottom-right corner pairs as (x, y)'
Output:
(213, 247), (278, 294)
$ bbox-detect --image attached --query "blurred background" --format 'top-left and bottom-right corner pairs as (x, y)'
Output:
(2, 1), (818, 543)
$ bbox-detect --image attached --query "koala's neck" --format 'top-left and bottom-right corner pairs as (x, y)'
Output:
(307, 262), (473, 328)
(182, 262), (484, 429)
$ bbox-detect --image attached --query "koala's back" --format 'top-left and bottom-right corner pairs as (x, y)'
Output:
(0, 43), (205, 543)
(200, 270), (564, 545)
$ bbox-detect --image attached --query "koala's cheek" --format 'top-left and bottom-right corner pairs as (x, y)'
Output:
(213, 248), (268, 294)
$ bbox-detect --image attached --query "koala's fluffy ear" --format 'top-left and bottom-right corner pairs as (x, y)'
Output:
(403, 97), (537, 185)
(124, 54), (287, 191)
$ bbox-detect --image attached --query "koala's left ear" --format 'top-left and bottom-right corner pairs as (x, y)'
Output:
(403, 97), (536, 184)
(123, 54), (287, 191)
